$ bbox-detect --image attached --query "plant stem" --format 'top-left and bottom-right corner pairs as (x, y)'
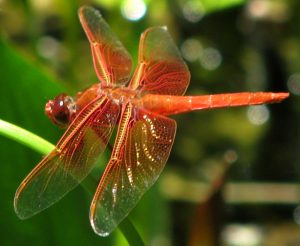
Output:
(0, 119), (54, 154)
(119, 218), (145, 246)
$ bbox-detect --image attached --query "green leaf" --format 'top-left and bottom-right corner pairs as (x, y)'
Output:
(185, 0), (246, 15)
(201, 0), (246, 13)
(0, 38), (113, 245)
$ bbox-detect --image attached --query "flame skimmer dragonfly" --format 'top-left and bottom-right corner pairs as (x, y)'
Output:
(14, 6), (289, 236)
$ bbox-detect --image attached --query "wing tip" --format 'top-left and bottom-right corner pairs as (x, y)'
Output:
(13, 200), (32, 220)
(90, 215), (113, 237)
(78, 5), (89, 16)
(140, 25), (170, 44)
(14, 183), (27, 219)
(79, 5), (103, 19)
(89, 201), (117, 237)
(14, 188), (37, 220)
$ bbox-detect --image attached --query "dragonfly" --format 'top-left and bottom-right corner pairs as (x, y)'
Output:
(14, 6), (289, 237)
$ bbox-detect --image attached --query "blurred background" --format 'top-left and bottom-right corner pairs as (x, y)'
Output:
(0, 0), (299, 245)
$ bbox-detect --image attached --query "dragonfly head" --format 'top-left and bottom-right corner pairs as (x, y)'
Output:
(45, 93), (77, 128)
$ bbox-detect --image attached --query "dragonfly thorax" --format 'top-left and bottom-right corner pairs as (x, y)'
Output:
(105, 87), (139, 105)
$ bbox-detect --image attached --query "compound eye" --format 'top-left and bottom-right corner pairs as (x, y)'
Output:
(45, 93), (76, 128)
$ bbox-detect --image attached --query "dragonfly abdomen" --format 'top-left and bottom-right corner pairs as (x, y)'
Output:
(140, 92), (289, 116)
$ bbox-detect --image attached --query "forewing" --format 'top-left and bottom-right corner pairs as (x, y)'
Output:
(130, 26), (190, 95)
(79, 6), (132, 86)
(14, 96), (121, 219)
(90, 108), (176, 236)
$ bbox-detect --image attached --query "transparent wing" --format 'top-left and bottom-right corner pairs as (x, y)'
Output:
(130, 26), (190, 95)
(79, 6), (132, 86)
(90, 108), (176, 236)
(14, 95), (121, 219)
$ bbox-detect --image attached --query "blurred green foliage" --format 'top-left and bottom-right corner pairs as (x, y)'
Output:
(0, 0), (299, 245)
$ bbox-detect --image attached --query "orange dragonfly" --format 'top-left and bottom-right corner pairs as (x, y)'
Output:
(14, 6), (289, 236)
